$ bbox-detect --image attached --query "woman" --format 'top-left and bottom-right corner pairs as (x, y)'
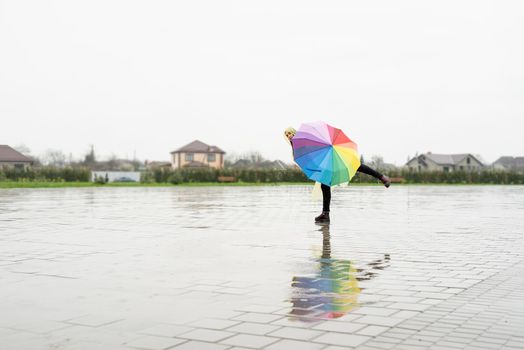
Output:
(285, 127), (391, 223)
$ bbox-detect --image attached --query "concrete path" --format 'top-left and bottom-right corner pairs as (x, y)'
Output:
(1, 186), (523, 349)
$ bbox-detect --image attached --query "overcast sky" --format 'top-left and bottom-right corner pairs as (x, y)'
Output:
(1, 0), (523, 165)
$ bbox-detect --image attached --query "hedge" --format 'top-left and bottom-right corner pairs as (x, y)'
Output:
(140, 168), (308, 184)
(0, 166), (90, 182)
(1, 167), (523, 184)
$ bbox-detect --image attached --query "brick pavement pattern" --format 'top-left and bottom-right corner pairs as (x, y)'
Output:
(1, 186), (523, 349)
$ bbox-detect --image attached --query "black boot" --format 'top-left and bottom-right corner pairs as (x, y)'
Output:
(380, 175), (391, 188)
(315, 211), (330, 223)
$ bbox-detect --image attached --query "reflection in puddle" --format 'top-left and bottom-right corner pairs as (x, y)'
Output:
(289, 223), (390, 321)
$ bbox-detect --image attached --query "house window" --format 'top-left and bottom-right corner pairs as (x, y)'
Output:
(185, 153), (193, 162)
(459, 166), (464, 170)
(443, 167), (450, 172)
(207, 154), (216, 162)
(467, 157), (471, 164)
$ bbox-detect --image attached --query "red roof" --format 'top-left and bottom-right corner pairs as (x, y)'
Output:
(0, 145), (33, 163)
(171, 140), (225, 154)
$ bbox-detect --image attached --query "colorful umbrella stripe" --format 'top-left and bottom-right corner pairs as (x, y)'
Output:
(292, 121), (360, 186)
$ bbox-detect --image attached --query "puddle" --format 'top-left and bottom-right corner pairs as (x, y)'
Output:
(289, 223), (390, 321)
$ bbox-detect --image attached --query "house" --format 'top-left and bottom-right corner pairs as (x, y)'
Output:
(90, 158), (140, 171)
(492, 156), (524, 172)
(170, 140), (225, 169)
(406, 153), (484, 172)
(0, 145), (33, 170)
(145, 160), (172, 170)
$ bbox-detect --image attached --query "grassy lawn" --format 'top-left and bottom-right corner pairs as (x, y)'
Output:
(1, 181), (514, 189)
(0, 181), (315, 188)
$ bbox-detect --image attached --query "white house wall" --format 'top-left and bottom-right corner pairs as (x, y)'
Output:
(454, 156), (483, 171)
(171, 152), (223, 169)
(91, 171), (140, 182)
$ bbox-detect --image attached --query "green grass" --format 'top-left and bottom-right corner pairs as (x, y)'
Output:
(2, 181), (518, 189)
(0, 181), (316, 189)
(0, 181), (151, 188)
(0, 181), (96, 188)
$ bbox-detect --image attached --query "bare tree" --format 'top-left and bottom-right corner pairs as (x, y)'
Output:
(224, 152), (240, 164)
(247, 151), (264, 164)
(106, 154), (119, 170)
(41, 149), (67, 167)
(84, 145), (96, 165)
(369, 155), (385, 169)
(14, 144), (31, 155)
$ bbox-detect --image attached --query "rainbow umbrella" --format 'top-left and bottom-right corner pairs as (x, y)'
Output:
(292, 121), (360, 186)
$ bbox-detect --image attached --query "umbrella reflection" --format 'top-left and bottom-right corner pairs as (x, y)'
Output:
(289, 223), (390, 321)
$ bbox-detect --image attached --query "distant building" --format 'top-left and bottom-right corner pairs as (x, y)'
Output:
(492, 156), (524, 172)
(0, 145), (33, 170)
(90, 159), (141, 171)
(406, 153), (484, 172)
(145, 160), (172, 170)
(170, 140), (225, 169)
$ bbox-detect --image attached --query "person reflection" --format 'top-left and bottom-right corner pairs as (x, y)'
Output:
(289, 223), (390, 321)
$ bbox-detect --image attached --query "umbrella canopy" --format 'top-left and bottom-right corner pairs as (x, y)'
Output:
(292, 121), (360, 186)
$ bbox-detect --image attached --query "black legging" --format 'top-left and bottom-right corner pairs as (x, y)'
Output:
(321, 164), (384, 212)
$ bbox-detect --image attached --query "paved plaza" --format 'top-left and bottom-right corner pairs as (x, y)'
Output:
(1, 185), (523, 350)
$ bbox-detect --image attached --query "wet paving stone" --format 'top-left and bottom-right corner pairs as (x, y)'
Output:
(1, 185), (523, 349)
(219, 333), (279, 348)
(264, 339), (325, 350)
(125, 335), (186, 350)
